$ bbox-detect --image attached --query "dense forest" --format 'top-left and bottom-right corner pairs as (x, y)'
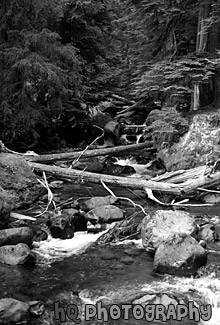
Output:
(1, 0), (220, 152)
(2, 3), (220, 322)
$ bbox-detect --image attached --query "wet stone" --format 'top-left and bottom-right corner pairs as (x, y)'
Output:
(110, 262), (125, 270)
(120, 256), (134, 265)
(100, 250), (116, 260)
(124, 248), (142, 256)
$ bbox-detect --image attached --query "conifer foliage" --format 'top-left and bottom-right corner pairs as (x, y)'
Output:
(0, 0), (83, 148)
(1, 0), (220, 150)
(0, 0), (117, 149)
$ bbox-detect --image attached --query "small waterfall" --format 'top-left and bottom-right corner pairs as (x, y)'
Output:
(32, 230), (107, 263)
(193, 83), (200, 111)
(115, 157), (151, 175)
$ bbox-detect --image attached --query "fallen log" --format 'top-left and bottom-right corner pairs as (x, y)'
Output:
(25, 142), (154, 164)
(116, 111), (135, 119)
(123, 125), (146, 134)
(29, 162), (183, 195)
(111, 94), (135, 105)
(10, 212), (36, 221)
(182, 171), (220, 195)
(29, 162), (220, 197)
(116, 100), (143, 117)
(123, 125), (146, 129)
(152, 166), (208, 184)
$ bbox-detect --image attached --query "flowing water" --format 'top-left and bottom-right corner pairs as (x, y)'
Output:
(1, 181), (220, 325)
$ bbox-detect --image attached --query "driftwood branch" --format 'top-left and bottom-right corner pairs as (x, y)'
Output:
(25, 142), (154, 164)
(116, 100), (145, 119)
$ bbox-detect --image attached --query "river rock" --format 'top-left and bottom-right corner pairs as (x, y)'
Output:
(141, 210), (197, 252)
(124, 248), (142, 256)
(0, 243), (35, 265)
(62, 209), (87, 231)
(197, 224), (216, 243)
(85, 205), (124, 224)
(104, 120), (120, 139)
(154, 234), (207, 276)
(28, 300), (45, 317)
(120, 255), (134, 264)
(46, 216), (75, 239)
(0, 153), (43, 209)
(133, 293), (183, 306)
(79, 196), (118, 212)
(0, 298), (44, 324)
(0, 227), (34, 247)
(0, 298), (30, 324)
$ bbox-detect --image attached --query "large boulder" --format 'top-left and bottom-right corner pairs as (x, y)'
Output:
(0, 186), (13, 229)
(0, 243), (35, 265)
(0, 298), (30, 324)
(141, 210), (197, 252)
(0, 153), (43, 208)
(158, 112), (220, 171)
(0, 298), (44, 324)
(85, 205), (124, 224)
(0, 227), (34, 247)
(154, 234), (207, 276)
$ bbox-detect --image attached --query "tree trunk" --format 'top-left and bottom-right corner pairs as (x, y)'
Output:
(196, 3), (209, 54)
(192, 1), (211, 111)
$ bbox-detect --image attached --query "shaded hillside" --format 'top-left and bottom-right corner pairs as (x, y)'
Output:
(1, 0), (220, 152)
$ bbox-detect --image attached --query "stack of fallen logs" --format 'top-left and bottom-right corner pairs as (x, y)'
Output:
(23, 147), (220, 206)
(1, 139), (220, 206)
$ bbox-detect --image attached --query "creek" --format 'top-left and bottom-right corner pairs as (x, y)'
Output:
(1, 182), (220, 325)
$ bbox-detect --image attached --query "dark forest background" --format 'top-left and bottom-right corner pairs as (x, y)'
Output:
(1, 0), (220, 152)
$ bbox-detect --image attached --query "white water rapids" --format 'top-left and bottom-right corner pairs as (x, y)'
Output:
(32, 230), (107, 263)
(141, 277), (220, 325)
(33, 233), (220, 325)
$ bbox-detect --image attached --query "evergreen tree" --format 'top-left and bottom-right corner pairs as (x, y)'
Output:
(117, 0), (220, 110)
(0, 0), (83, 149)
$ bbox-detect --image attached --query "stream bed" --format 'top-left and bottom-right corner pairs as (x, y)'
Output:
(1, 182), (220, 325)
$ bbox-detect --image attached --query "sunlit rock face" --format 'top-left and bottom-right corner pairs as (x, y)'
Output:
(158, 112), (220, 171)
(141, 210), (197, 252)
